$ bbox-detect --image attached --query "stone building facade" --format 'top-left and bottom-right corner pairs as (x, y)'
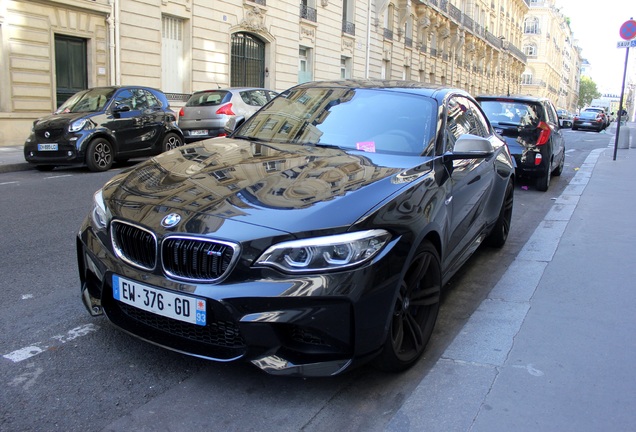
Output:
(0, 0), (530, 145)
(520, 0), (581, 112)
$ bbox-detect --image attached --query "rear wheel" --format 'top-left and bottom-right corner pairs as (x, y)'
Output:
(552, 151), (565, 176)
(536, 164), (551, 191)
(85, 138), (113, 172)
(486, 179), (514, 248)
(162, 132), (182, 152)
(376, 241), (441, 372)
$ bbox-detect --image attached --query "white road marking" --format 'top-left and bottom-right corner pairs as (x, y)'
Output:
(0, 181), (19, 186)
(3, 324), (99, 363)
(9, 364), (43, 390)
(21, 294), (34, 300)
(43, 174), (73, 179)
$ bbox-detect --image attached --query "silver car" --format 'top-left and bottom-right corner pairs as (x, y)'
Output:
(178, 87), (278, 142)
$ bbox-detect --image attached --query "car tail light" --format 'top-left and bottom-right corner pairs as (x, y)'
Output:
(535, 152), (543, 166)
(178, 107), (184, 117)
(537, 121), (551, 146)
(216, 103), (235, 116)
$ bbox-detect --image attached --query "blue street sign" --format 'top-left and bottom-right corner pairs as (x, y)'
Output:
(616, 40), (636, 48)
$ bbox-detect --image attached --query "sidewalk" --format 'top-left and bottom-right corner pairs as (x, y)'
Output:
(0, 145), (31, 173)
(387, 124), (636, 431)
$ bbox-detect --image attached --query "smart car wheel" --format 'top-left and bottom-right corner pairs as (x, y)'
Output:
(162, 132), (183, 152)
(485, 179), (514, 248)
(86, 138), (113, 172)
(376, 240), (441, 372)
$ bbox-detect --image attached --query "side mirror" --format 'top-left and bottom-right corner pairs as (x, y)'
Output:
(449, 134), (495, 160)
(113, 104), (131, 114)
(224, 115), (246, 135)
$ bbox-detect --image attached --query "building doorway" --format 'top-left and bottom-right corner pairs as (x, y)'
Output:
(231, 33), (265, 87)
(54, 35), (87, 107)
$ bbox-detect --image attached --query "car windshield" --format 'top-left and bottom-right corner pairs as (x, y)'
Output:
(55, 88), (115, 114)
(186, 90), (230, 107)
(479, 100), (542, 127)
(234, 86), (437, 156)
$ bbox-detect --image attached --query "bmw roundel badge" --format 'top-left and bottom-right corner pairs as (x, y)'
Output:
(161, 213), (181, 228)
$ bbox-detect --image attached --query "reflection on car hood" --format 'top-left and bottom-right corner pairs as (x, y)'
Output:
(34, 113), (90, 129)
(102, 137), (433, 235)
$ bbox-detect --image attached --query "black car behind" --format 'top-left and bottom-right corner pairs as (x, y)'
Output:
(24, 86), (184, 172)
(77, 80), (515, 377)
(477, 95), (565, 191)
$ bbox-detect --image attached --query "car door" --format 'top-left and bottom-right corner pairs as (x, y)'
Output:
(106, 88), (162, 155)
(443, 95), (496, 270)
(544, 100), (565, 171)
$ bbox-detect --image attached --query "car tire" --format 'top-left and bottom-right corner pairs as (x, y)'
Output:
(536, 164), (551, 191)
(485, 179), (514, 248)
(162, 132), (183, 152)
(35, 165), (56, 172)
(85, 137), (114, 172)
(375, 240), (441, 372)
(552, 151), (565, 176)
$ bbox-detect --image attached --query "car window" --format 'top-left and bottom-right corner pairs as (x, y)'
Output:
(186, 91), (229, 107)
(113, 89), (136, 109)
(241, 90), (270, 107)
(445, 96), (489, 152)
(479, 99), (542, 127)
(237, 86), (436, 156)
(143, 90), (161, 109)
(544, 101), (558, 124)
(56, 88), (115, 114)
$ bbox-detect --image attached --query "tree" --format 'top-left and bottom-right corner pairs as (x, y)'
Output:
(578, 76), (601, 109)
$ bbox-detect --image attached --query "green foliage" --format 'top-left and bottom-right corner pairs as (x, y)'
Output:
(579, 76), (601, 109)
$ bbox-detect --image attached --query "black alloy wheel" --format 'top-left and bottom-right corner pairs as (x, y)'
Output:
(377, 240), (441, 372)
(486, 179), (514, 248)
(86, 138), (113, 172)
(162, 132), (183, 152)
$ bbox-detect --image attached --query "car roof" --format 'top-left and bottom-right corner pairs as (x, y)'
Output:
(289, 79), (470, 101)
(476, 94), (553, 104)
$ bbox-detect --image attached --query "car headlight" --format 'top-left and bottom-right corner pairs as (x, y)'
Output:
(69, 118), (88, 132)
(255, 229), (391, 273)
(91, 189), (111, 230)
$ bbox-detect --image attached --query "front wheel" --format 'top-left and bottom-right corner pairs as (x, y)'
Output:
(85, 138), (113, 172)
(162, 132), (183, 152)
(375, 241), (441, 372)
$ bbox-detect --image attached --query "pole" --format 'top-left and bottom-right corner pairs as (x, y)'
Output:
(614, 24), (633, 160)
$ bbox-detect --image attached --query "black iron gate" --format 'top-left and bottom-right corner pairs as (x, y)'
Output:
(231, 33), (265, 87)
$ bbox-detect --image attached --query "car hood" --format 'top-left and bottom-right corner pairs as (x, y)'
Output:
(101, 137), (434, 236)
(33, 112), (94, 129)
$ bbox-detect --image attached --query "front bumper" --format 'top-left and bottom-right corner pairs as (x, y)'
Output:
(77, 220), (401, 377)
(24, 133), (87, 165)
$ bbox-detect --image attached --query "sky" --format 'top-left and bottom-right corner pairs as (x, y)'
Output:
(555, 0), (636, 95)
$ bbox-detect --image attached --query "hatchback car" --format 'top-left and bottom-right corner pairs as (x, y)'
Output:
(556, 109), (572, 128)
(572, 111), (605, 132)
(77, 80), (515, 377)
(179, 88), (278, 143)
(477, 95), (565, 191)
(24, 86), (183, 172)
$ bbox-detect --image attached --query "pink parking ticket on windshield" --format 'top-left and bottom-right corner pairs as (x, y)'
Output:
(356, 141), (376, 152)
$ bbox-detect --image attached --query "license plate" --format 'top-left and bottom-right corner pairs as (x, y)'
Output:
(112, 275), (206, 326)
(38, 143), (58, 151)
(190, 130), (208, 136)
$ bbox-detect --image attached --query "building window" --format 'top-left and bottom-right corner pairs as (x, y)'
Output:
(300, 0), (317, 22)
(521, 73), (533, 85)
(524, 17), (540, 34)
(340, 56), (351, 79)
(342, 0), (355, 35)
(523, 44), (537, 57)
(298, 47), (313, 83)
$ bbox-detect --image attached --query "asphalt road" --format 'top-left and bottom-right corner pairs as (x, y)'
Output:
(0, 129), (612, 431)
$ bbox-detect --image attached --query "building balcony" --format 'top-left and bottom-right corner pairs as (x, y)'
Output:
(300, 4), (317, 22)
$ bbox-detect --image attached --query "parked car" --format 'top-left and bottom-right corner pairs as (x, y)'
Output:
(77, 80), (515, 377)
(581, 107), (610, 128)
(477, 95), (566, 191)
(179, 87), (278, 143)
(24, 86), (183, 172)
(556, 109), (573, 128)
(572, 111), (605, 132)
